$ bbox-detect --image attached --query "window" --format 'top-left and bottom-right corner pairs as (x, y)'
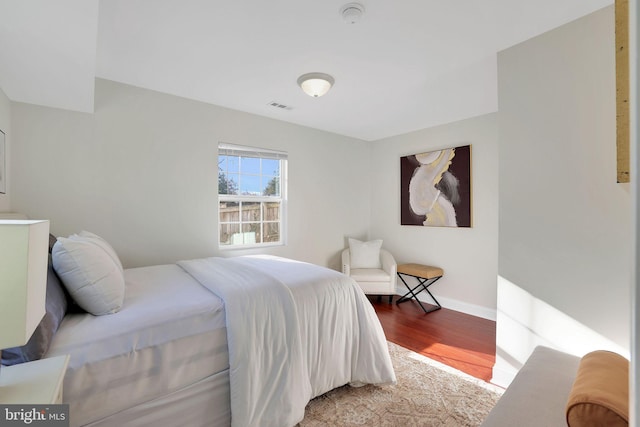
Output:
(218, 143), (287, 248)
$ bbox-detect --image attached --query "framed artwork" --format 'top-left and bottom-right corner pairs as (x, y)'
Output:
(0, 130), (5, 194)
(615, 0), (629, 183)
(400, 144), (471, 227)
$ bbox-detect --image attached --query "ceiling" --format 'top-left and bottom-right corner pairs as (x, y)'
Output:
(0, 0), (612, 141)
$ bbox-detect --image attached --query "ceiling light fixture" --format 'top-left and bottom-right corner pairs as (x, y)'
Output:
(340, 3), (365, 24)
(297, 73), (335, 98)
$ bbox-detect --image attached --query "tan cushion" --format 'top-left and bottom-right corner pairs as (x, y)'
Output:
(566, 350), (629, 427)
(397, 263), (443, 279)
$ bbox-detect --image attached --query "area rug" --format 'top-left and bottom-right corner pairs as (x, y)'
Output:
(299, 342), (503, 427)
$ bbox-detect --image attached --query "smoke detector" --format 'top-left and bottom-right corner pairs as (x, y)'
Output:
(340, 3), (365, 24)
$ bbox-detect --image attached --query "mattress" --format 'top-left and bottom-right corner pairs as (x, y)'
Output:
(46, 264), (228, 426)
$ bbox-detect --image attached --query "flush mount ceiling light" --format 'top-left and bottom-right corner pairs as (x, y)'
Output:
(340, 2), (365, 24)
(297, 73), (335, 97)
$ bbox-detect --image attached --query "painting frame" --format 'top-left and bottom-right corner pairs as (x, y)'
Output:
(615, 0), (629, 183)
(400, 144), (471, 227)
(0, 129), (5, 194)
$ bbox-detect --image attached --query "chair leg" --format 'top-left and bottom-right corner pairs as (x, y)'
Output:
(377, 295), (382, 303)
(388, 295), (393, 304)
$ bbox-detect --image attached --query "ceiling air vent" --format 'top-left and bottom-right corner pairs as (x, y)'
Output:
(268, 101), (292, 110)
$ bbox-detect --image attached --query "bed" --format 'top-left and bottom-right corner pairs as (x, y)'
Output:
(20, 234), (395, 427)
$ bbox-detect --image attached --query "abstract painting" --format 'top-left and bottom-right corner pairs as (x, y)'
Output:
(400, 145), (471, 227)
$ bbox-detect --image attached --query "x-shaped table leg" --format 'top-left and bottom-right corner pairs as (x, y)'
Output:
(396, 273), (442, 314)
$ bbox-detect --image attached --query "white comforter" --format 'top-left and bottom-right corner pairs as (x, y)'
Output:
(178, 255), (396, 427)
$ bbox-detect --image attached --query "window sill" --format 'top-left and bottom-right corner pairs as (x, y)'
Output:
(219, 242), (284, 251)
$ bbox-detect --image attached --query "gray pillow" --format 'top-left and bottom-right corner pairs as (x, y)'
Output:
(1, 262), (69, 365)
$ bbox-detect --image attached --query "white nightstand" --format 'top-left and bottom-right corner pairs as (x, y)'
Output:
(0, 355), (69, 404)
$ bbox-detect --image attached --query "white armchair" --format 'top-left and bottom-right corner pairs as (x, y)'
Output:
(342, 241), (397, 303)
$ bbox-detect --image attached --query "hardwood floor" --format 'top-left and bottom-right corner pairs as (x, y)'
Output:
(370, 295), (496, 383)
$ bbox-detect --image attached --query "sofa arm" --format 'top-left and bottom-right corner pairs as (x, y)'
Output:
(480, 346), (581, 426)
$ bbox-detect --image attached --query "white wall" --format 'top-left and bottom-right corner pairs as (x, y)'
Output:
(495, 5), (631, 385)
(0, 87), (10, 211)
(10, 79), (371, 270)
(370, 113), (499, 319)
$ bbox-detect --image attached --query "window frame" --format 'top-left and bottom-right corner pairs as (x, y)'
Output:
(218, 143), (287, 250)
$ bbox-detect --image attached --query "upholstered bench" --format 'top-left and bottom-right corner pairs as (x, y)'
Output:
(396, 263), (443, 313)
(481, 346), (629, 426)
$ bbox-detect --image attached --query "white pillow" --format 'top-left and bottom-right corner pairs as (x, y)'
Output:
(349, 238), (383, 269)
(52, 237), (125, 315)
(72, 230), (124, 273)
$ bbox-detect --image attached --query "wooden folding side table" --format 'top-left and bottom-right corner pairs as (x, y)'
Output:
(396, 263), (444, 314)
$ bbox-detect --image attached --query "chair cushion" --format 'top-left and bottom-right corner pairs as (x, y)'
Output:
(348, 238), (382, 269)
(350, 268), (391, 282)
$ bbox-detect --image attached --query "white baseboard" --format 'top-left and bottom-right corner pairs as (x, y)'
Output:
(438, 295), (497, 321)
(489, 363), (518, 388)
(394, 286), (496, 321)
